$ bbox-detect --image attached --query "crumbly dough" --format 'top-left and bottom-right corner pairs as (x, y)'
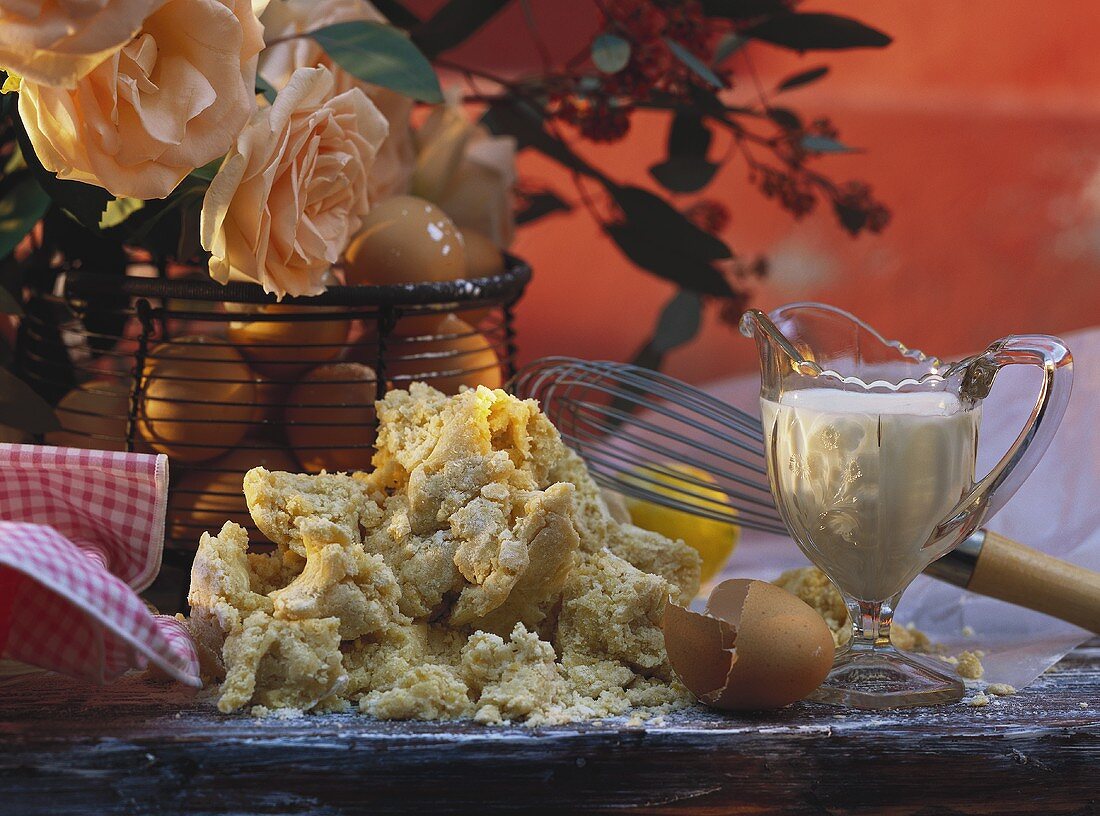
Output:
(188, 384), (702, 723)
(955, 650), (985, 680)
(774, 566), (994, 682)
(775, 566), (931, 652)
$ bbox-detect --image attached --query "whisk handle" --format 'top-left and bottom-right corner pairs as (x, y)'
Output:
(928, 530), (1100, 634)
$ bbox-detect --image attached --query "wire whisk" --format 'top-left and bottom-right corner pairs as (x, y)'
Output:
(510, 356), (787, 536)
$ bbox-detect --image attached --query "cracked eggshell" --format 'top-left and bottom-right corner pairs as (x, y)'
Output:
(663, 578), (834, 710)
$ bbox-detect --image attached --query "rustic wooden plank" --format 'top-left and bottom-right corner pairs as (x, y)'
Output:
(0, 644), (1097, 815)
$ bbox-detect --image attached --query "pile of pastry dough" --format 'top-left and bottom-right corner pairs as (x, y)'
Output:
(187, 383), (702, 723)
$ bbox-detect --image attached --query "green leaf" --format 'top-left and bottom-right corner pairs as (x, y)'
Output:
(255, 74), (278, 105)
(648, 113), (718, 193)
(0, 286), (22, 316)
(668, 112), (713, 156)
(612, 186), (730, 261)
(109, 187), (203, 256)
(0, 173), (49, 260)
(776, 65), (829, 92)
(98, 197), (144, 230)
(700, 0), (793, 20)
(651, 289), (703, 354)
(312, 21), (442, 103)
(3, 145), (26, 175)
(801, 134), (858, 153)
(15, 123), (111, 229)
(712, 33), (746, 64)
(649, 157), (718, 193)
(664, 38), (725, 88)
(413, 0), (510, 57)
(0, 72), (15, 116)
(515, 190), (572, 225)
(0, 368), (59, 433)
(592, 33), (631, 74)
(187, 158), (222, 183)
(481, 100), (601, 180)
(834, 199), (867, 235)
(370, 0), (422, 29)
(767, 106), (802, 130)
(628, 289), (704, 373)
(745, 13), (892, 51)
(606, 186), (733, 296)
(649, 156), (718, 193)
(605, 222), (732, 296)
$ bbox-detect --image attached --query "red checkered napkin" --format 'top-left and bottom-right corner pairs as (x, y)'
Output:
(0, 444), (200, 687)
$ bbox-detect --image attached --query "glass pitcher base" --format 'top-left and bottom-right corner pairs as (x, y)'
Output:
(809, 646), (963, 710)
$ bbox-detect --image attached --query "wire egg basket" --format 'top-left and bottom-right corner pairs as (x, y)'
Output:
(16, 257), (531, 609)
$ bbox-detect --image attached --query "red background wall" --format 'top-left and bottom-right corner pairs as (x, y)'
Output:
(446, 1), (1100, 382)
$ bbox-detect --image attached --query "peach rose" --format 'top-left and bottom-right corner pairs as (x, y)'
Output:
(0, 0), (164, 88)
(412, 95), (517, 248)
(200, 66), (388, 299)
(258, 0), (415, 203)
(17, 0), (264, 199)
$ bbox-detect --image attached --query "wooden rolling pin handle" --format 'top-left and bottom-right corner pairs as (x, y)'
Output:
(967, 531), (1100, 634)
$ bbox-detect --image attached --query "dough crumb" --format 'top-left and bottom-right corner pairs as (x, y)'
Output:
(966, 692), (989, 707)
(188, 384), (702, 724)
(774, 567), (997, 684)
(956, 651), (985, 680)
(961, 625), (975, 637)
(986, 683), (1016, 697)
(774, 566), (930, 650)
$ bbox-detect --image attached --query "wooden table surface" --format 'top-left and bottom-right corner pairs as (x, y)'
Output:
(1, 641), (1097, 816)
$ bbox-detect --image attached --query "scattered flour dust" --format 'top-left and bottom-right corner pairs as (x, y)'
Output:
(186, 384), (703, 726)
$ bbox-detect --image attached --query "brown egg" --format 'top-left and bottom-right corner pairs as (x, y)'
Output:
(353, 307), (471, 345)
(663, 578), (834, 710)
(385, 314), (503, 395)
(0, 424), (27, 443)
(344, 195), (466, 286)
(46, 380), (133, 451)
(169, 446), (298, 542)
(226, 304), (349, 379)
(446, 228), (506, 328)
(462, 229), (506, 278)
(250, 374), (291, 427)
(138, 336), (258, 463)
(285, 362), (378, 473)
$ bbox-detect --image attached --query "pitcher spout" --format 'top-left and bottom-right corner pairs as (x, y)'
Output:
(739, 308), (819, 399)
(741, 302), (951, 395)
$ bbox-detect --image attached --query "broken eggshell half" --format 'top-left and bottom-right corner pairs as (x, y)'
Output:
(663, 578), (834, 710)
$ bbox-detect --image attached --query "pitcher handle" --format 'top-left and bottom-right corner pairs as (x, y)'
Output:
(951, 335), (1073, 530)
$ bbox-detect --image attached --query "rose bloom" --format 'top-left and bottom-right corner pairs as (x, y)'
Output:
(412, 96), (517, 248)
(200, 65), (388, 299)
(17, 0), (264, 199)
(0, 0), (163, 88)
(258, 0), (415, 203)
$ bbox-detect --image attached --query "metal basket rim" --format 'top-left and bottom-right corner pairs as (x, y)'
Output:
(62, 254), (532, 307)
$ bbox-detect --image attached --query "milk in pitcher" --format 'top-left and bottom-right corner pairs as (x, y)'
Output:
(762, 389), (980, 602)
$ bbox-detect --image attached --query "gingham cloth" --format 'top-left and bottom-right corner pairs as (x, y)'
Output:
(0, 444), (200, 687)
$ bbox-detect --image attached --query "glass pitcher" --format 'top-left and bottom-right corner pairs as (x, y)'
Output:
(740, 303), (1072, 708)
